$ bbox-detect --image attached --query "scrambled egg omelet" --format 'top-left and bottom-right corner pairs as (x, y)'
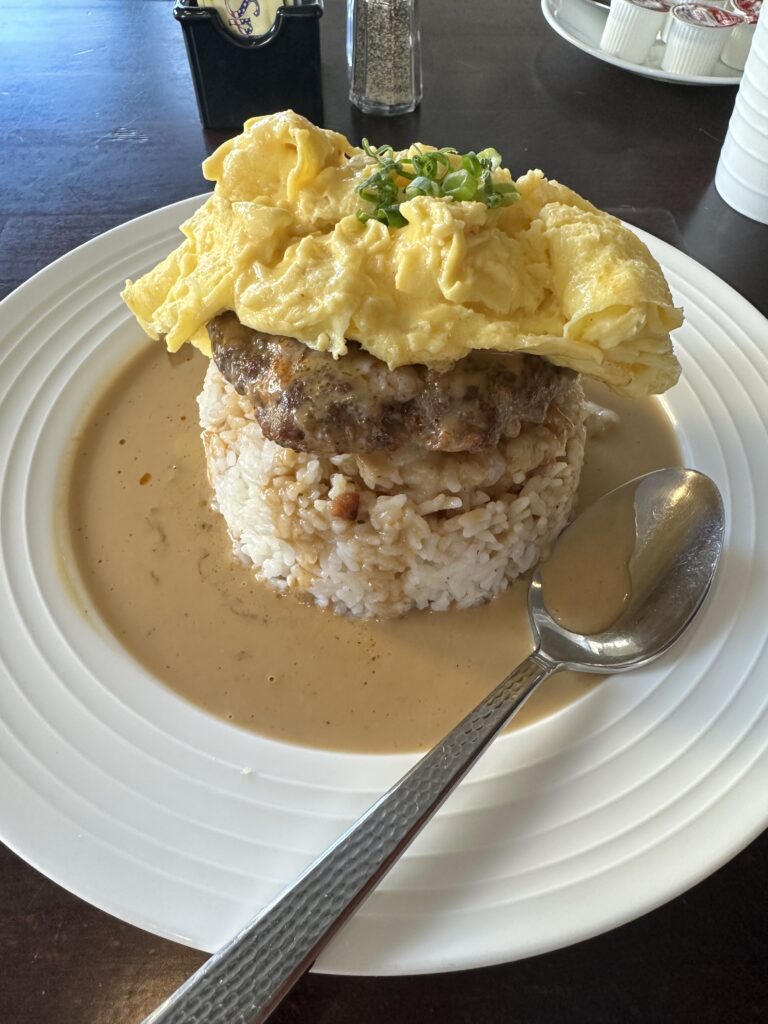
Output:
(123, 110), (682, 397)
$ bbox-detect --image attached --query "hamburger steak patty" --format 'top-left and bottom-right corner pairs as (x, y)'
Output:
(208, 312), (576, 455)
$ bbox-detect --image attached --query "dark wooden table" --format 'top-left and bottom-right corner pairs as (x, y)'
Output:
(2, 2), (767, 1021)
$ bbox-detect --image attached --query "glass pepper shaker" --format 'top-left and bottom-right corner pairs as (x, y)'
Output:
(348, 0), (422, 116)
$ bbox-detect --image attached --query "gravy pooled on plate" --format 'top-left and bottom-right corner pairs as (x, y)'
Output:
(64, 343), (681, 754)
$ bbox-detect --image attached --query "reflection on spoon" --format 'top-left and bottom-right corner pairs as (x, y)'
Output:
(143, 468), (725, 1024)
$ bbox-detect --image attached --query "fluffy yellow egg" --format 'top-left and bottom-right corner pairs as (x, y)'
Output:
(122, 110), (682, 397)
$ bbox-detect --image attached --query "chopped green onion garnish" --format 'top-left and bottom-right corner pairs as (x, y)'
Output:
(354, 139), (519, 229)
(441, 169), (478, 202)
(477, 147), (502, 169)
(404, 175), (441, 198)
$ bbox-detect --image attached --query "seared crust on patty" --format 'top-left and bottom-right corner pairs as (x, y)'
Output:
(208, 312), (576, 455)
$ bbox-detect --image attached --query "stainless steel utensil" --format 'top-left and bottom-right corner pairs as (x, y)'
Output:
(143, 467), (724, 1024)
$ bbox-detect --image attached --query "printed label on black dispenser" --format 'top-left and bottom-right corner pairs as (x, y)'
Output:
(200, 0), (294, 37)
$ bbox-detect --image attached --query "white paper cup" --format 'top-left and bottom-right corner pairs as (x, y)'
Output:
(661, 3), (744, 74)
(601, 0), (672, 64)
(715, 11), (768, 222)
(720, 0), (762, 69)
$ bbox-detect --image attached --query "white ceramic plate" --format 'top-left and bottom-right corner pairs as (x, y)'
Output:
(1, 196), (768, 975)
(541, 0), (743, 86)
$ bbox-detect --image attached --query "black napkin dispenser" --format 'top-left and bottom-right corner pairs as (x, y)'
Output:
(173, 0), (324, 130)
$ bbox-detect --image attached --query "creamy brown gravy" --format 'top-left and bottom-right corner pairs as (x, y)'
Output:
(64, 344), (681, 754)
(541, 481), (639, 635)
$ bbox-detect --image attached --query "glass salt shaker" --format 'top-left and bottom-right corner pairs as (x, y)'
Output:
(348, 0), (422, 116)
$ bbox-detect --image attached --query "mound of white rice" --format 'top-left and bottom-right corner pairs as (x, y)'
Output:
(198, 363), (587, 618)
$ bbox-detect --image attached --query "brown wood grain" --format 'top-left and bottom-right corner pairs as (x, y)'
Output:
(1, 1), (767, 1022)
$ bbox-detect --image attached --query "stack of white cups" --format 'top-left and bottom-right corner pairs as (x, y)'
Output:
(715, 12), (768, 223)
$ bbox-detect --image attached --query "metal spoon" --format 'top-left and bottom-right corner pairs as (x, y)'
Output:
(143, 467), (724, 1024)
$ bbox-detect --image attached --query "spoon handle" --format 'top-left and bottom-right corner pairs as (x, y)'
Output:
(143, 651), (557, 1024)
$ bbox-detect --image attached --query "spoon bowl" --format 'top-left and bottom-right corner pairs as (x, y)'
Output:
(530, 468), (725, 672)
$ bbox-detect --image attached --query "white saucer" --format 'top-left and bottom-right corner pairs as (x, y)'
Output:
(542, 0), (743, 86)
